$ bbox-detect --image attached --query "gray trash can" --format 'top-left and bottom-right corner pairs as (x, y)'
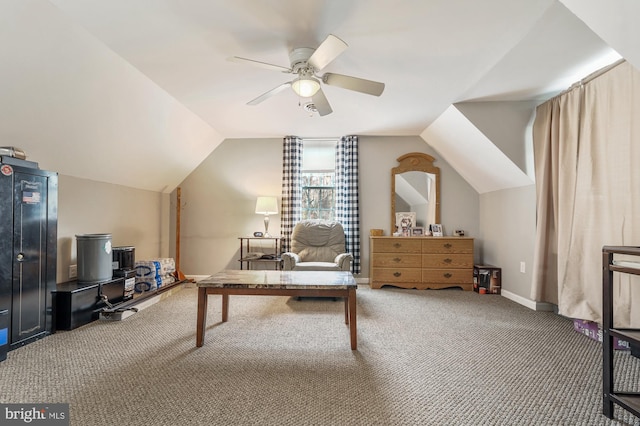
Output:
(76, 233), (113, 283)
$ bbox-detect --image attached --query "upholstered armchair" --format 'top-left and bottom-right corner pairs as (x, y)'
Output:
(282, 220), (353, 272)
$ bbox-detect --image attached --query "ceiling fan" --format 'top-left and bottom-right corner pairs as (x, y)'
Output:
(229, 34), (385, 116)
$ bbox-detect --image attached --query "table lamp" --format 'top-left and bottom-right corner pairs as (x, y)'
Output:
(255, 196), (278, 237)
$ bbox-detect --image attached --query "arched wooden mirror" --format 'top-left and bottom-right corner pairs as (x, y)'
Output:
(391, 152), (440, 233)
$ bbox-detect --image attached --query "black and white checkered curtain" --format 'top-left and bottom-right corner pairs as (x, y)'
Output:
(336, 135), (361, 274)
(281, 136), (303, 253)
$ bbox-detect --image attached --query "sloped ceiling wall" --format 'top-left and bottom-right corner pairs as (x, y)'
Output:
(560, 0), (640, 71)
(0, 1), (223, 193)
(420, 1), (634, 193)
(420, 105), (533, 194)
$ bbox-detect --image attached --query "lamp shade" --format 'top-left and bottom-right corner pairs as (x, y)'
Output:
(255, 196), (278, 215)
(291, 77), (320, 98)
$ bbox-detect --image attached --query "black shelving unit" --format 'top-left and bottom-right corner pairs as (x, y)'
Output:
(603, 246), (640, 419)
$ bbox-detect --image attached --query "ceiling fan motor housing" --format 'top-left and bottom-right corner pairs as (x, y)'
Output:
(289, 47), (315, 74)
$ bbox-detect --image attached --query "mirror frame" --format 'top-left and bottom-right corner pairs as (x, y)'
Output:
(391, 152), (440, 233)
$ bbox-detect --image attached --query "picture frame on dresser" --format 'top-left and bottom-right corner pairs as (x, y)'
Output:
(410, 227), (425, 237)
(430, 224), (443, 237)
(395, 212), (416, 234)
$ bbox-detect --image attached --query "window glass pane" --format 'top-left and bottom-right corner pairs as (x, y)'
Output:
(301, 140), (337, 222)
(301, 172), (335, 220)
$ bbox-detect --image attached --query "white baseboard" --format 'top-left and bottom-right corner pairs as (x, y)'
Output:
(501, 289), (555, 312)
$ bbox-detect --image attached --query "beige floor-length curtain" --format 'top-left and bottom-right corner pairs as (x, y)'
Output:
(532, 60), (640, 327)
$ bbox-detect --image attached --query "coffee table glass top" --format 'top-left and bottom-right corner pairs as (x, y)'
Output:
(198, 270), (356, 289)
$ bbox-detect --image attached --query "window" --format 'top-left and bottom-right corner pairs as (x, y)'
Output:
(301, 172), (334, 220)
(301, 139), (337, 221)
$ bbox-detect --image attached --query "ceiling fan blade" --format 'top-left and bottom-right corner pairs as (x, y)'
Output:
(307, 34), (348, 71)
(247, 82), (292, 105)
(311, 88), (332, 116)
(322, 72), (385, 96)
(228, 56), (291, 73)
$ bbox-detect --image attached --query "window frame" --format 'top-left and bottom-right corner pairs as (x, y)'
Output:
(300, 139), (338, 221)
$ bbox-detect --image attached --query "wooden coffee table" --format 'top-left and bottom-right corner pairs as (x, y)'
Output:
(195, 270), (357, 350)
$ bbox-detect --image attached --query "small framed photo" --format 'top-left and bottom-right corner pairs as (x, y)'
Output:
(454, 229), (465, 237)
(411, 227), (425, 237)
(430, 224), (443, 237)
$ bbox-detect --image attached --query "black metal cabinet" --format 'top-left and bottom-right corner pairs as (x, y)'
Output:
(603, 246), (640, 420)
(0, 157), (57, 351)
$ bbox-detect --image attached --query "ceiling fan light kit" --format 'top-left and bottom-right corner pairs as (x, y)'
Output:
(231, 34), (385, 116)
(292, 76), (320, 97)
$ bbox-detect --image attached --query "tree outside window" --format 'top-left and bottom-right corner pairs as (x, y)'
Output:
(301, 171), (335, 220)
(301, 139), (337, 221)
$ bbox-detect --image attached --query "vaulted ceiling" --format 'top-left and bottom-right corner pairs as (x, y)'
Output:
(0, 1), (637, 192)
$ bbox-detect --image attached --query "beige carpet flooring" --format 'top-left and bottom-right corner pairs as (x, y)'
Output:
(1, 284), (640, 425)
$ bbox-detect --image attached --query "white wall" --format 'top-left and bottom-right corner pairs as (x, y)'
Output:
(57, 174), (170, 283)
(175, 136), (480, 277)
(479, 185), (536, 297)
(456, 101), (538, 299)
(175, 138), (283, 276)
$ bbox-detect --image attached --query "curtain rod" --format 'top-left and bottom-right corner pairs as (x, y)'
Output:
(557, 58), (626, 98)
(300, 137), (339, 142)
(301, 137), (339, 140)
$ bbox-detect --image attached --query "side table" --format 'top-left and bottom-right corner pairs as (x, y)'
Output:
(238, 236), (282, 270)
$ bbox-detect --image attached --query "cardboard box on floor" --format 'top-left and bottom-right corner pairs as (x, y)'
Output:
(573, 319), (630, 350)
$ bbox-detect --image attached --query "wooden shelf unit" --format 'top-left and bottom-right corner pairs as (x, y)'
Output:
(603, 246), (640, 420)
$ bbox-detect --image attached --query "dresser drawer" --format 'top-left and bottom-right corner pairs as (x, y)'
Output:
(372, 253), (421, 268)
(371, 238), (422, 253)
(423, 269), (473, 284)
(371, 268), (422, 283)
(422, 238), (473, 254)
(423, 253), (474, 269)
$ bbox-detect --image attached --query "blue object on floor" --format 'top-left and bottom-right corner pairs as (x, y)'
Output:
(0, 309), (8, 362)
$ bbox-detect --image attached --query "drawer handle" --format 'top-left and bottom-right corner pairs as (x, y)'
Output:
(444, 243), (452, 249)
(443, 258), (452, 264)
(393, 257), (401, 262)
(393, 243), (401, 248)
(393, 272), (402, 277)
(443, 273), (452, 279)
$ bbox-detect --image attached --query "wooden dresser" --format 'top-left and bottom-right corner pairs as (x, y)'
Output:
(369, 236), (474, 290)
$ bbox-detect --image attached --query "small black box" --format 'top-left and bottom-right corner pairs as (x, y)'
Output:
(473, 265), (501, 294)
(114, 269), (135, 300)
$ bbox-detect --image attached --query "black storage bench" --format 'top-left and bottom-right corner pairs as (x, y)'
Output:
(52, 277), (124, 331)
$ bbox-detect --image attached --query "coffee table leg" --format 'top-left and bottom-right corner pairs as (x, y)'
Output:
(348, 288), (357, 350)
(221, 293), (229, 322)
(344, 296), (349, 324)
(196, 287), (208, 347)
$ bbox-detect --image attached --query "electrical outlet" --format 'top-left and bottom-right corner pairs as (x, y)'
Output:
(69, 264), (77, 279)
(520, 261), (526, 274)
